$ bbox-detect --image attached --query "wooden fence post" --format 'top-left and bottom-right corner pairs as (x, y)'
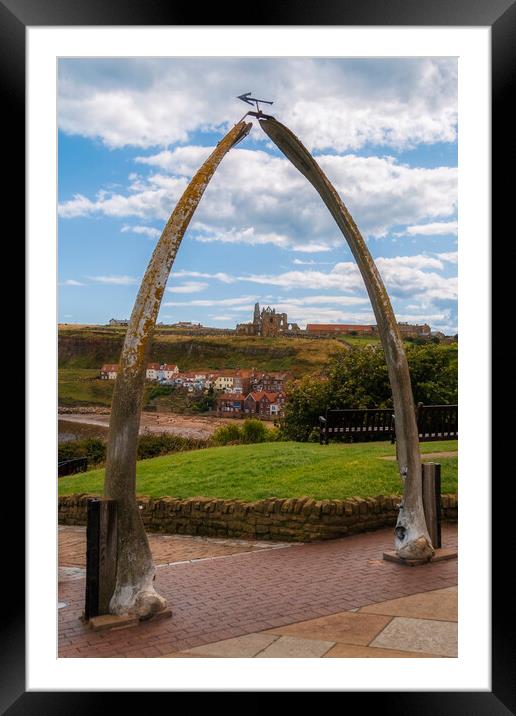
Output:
(85, 498), (117, 620)
(422, 462), (442, 549)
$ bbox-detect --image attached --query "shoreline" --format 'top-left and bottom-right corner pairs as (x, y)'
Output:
(58, 410), (259, 441)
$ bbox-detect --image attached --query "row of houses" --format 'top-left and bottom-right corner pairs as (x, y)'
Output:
(306, 322), (432, 338)
(100, 363), (179, 381)
(100, 365), (292, 395)
(216, 391), (285, 418)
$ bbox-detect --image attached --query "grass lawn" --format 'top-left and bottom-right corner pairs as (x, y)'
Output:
(58, 368), (114, 406)
(58, 439), (457, 501)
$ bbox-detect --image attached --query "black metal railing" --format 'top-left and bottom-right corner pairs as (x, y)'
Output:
(319, 404), (458, 445)
(58, 457), (88, 477)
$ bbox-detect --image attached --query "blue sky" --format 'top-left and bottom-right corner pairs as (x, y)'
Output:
(58, 58), (458, 333)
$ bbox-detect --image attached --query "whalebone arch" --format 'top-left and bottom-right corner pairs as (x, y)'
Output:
(103, 114), (432, 620)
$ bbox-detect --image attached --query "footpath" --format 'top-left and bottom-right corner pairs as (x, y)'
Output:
(59, 524), (457, 658)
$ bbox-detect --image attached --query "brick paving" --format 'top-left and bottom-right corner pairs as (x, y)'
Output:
(59, 525), (293, 568)
(58, 524), (457, 658)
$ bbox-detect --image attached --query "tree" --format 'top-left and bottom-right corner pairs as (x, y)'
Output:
(103, 120), (252, 618)
(280, 344), (457, 440)
(260, 116), (433, 561)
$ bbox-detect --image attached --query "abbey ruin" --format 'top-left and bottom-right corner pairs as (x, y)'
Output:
(236, 303), (301, 337)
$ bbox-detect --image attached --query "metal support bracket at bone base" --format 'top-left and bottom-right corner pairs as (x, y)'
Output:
(84, 498), (117, 621)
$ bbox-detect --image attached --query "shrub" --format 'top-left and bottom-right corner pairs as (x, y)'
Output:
(58, 432), (209, 466)
(137, 432), (208, 459)
(147, 384), (174, 401)
(212, 423), (243, 445)
(241, 419), (268, 444)
(58, 437), (106, 465)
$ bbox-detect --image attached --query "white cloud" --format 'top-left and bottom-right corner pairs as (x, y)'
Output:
(59, 147), (457, 252)
(163, 295), (258, 307)
(88, 275), (139, 285)
(166, 282), (208, 293)
(293, 258), (328, 265)
(121, 224), (161, 239)
(375, 255), (444, 271)
(62, 279), (84, 286)
(174, 252), (457, 303)
(399, 221), (458, 236)
(436, 251), (458, 264)
(172, 270), (236, 284)
(59, 58), (457, 152)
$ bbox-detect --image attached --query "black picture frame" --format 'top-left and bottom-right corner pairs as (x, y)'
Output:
(7, 0), (512, 709)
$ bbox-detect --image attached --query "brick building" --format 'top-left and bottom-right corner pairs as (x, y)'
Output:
(306, 323), (375, 335)
(244, 391), (285, 418)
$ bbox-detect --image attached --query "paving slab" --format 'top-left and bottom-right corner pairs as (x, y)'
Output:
(359, 586), (457, 622)
(256, 636), (335, 658)
(324, 643), (438, 658)
(184, 633), (278, 657)
(265, 611), (392, 646)
(370, 616), (458, 657)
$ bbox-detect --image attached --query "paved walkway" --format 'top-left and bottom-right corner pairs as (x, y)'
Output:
(58, 524), (457, 658)
(59, 525), (295, 569)
(172, 586), (457, 657)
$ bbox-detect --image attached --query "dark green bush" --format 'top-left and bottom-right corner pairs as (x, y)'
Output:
(58, 437), (106, 465)
(241, 419), (268, 444)
(212, 423), (243, 445)
(58, 432), (209, 466)
(137, 432), (209, 459)
(147, 384), (174, 401)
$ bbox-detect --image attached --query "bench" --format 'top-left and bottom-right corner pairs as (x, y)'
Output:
(319, 409), (395, 444)
(410, 403), (458, 442)
(319, 404), (458, 445)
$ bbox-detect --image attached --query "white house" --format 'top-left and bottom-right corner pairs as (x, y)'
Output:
(100, 364), (119, 380)
(160, 364), (179, 380)
(146, 363), (161, 381)
(214, 375), (235, 391)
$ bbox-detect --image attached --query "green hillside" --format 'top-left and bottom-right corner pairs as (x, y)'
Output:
(58, 324), (349, 375)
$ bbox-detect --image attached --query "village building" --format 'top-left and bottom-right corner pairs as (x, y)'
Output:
(306, 323), (375, 335)
(396, 322), (431, 338)
(160, 364), (179, 380)
(244, 391), (285, 418)
(232, 369), (254, 394)
(108, 318), (129, 326)
(213, 374), (235, 391)
(250, 371), (292, 393)
(145, 363), (161, 381)
(216, 390), (284, 418)
(306, 322), (432, 338)
(100, 364), (119, 380)
(216, 393), (244, 415)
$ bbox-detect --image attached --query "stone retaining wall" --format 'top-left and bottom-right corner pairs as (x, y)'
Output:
(58, 493), (457, 542)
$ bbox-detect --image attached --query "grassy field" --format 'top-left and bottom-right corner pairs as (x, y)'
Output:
(337, 335), (382, 347)
(58, 368), (114, 406)
(58, 439), (458, 501)
(58, 368), (159, 407)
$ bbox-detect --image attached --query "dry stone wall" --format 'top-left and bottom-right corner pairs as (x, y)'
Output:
(59, 493), (457, 542)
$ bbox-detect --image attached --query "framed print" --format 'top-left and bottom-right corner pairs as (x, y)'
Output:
(6, 0), (513, 709)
